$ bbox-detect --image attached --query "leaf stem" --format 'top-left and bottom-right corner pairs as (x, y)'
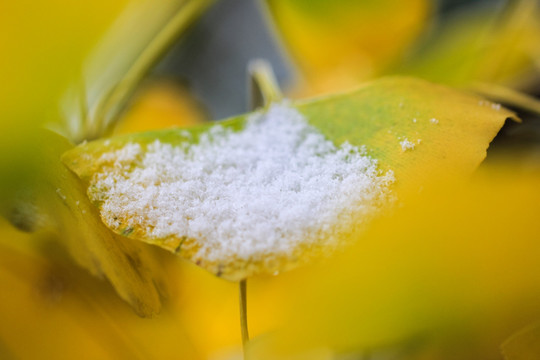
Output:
(248, 59), (283, 109)
(239, 278), (250, 357)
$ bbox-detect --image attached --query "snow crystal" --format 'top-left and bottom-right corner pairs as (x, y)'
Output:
(479, 100), (501, 111)
(89, 103), (394, 264)
(400, 138), (417, 151)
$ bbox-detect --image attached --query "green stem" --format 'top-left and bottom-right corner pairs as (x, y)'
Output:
(239, 279), (250, 357)
(240, 60), (280, 359)
(248, 59), (283, 109)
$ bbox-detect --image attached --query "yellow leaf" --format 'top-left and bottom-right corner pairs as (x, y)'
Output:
(0, 0), (130, 131)
(0, 221), (199, 359)
(63, 77), (513, 281)
(264, 0), (431, 95)
(0, 0), (129, 208)
(470, 82), (540, 116)
(296, 77), (516, 196)
(12, 130), (167, 317)
(112, 79), (209, 135)
(61, 0), (214, 142)
(2, 0), (215, 314)
(396, 0), (540, 89)
(247, 166), (540, 358)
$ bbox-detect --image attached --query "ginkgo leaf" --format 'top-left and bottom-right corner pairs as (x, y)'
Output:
(62, 77), (514, 281)
(11, 130), (167, 317)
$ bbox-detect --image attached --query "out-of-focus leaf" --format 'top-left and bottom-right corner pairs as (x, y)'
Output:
(396, 0), (540, 89)
(471, 82), (540, 116)
(3, 0), (216, 314)
(0, 0), (130, 210)
(112, 79), (209, 135)
(62, 77), (513, 280)
(248, 166), (540, 359)
(502, 323), (540, 360)
(9, 130), (166, 317)
(264, 0), (431, 95)
(62, 0), (214, 143)
(0, 217), (291, 360)
(0, 0), (130, 129)
(0, 221), (199, 360)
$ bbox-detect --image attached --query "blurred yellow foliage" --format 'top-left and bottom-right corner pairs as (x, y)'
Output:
(4, 163), (540, 359)
(1, 0), (212, 317)
(0, 216), (292, 359)
(0, 0), (129, 206)
(0, 220), (200, 360)
(19, 131), (167, 316)
(113, 80), (208, 135)
(398, 0), (540, 89)
(265, 0), (431, 95)
(0, 0), (129, 127)
(248, 165), (540, 359)
(267, 0), (540, 102)
(1, 0), (539, 359)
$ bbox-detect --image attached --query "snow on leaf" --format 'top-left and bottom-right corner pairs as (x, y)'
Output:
(63, 77), (514, 281)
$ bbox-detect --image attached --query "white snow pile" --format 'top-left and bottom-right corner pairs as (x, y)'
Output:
(89, 103), (394, 264)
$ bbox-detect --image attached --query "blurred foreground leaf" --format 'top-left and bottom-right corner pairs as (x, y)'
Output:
(62, 0), (214, 143)
(7, 131), (167, 317)
(112, 79), (209, 135)
(266, 0), (540, 106)
(0, 221), (199, 360)
(248, 166), (540, 359)
(396, 0), (540, 89)
(2, 0), (216, 316)
(264, 0), (430, 95)
(0, 0), (130, 213)
(63, 77), (513, 280)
